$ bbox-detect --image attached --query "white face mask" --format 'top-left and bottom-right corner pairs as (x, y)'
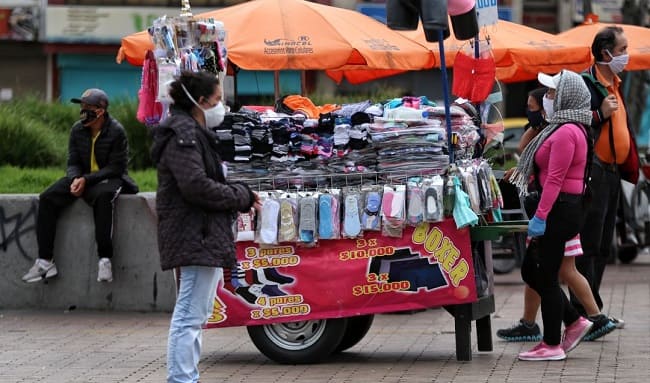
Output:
(180, 83), (225, 128)
(600, 50), (629, 74)
(204, 101), (225, 128)
(542, 94), (554, 120)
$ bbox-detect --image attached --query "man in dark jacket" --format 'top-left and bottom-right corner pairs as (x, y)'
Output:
(22, 88), (139, 284)
(572, 26), (638, 331)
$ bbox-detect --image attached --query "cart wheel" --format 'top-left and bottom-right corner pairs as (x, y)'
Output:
(492, 235), (519, 274)
(333, 315), (374, 353)
(492, 257), (517, 274)
(247, 318), (348, 364)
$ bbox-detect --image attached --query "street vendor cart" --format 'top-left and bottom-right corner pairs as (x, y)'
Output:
(205, 219), (524, 363)
(116, 0), (528, 364)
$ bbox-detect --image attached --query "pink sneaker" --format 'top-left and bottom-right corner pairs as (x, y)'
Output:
(518, 342), (566, 361)
(561, 316), (593, 353)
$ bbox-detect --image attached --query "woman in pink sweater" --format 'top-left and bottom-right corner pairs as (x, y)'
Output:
(509, 70), (594, 361)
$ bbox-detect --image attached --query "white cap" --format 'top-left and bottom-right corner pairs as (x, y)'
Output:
(537, 72), (561, 89)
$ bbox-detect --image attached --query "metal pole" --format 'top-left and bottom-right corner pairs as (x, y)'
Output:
(438, 29), (454, 164)
(274, 70), (280, 101)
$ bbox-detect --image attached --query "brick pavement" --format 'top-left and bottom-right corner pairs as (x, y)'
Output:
(1, 251), (649, 383)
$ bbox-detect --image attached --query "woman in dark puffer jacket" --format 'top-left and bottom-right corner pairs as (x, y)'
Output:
(151, 71), (256, 383)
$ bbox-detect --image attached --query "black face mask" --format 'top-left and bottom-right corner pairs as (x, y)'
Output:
(526, 109), (545, 128)
(80, 109), (99, 125)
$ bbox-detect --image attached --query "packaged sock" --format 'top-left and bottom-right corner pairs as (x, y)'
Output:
(318, 190), (340, 239)
(361, 188), (382, 231)
(460, 166), (481, 214)
(278, 195), (298, 243)
(423, 175), (444, 222)
(235, 208), (256, 242)
(382, 185), (406, 238)
(298, 193), (318, 244)
(342, 188), (362, 239)
(318, 194), (334, 239)
(406, 181), (424, 226)
(477, 161), (494, 211)
(256, 193), (280, 245)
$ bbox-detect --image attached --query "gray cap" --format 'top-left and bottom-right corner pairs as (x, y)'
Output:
(71, 88), (109, 108)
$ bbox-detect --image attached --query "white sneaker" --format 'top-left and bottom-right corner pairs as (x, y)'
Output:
(97, 258), (113, 282)
(609, 316), (625, 329)
(22, 258), (58, 283)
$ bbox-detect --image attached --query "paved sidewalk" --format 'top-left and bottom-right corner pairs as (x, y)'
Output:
(2, 251), (649, 383)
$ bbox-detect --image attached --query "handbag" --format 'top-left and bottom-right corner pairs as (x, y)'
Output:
(523, 191), (540, 219)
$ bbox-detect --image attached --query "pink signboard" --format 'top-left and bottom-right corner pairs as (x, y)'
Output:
(206, 220), (477, 328)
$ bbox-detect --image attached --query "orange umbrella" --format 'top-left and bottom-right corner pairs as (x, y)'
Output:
(117, 0), (434, 72)
(327, 19), (593, 84)
(558, 22), (650, 71)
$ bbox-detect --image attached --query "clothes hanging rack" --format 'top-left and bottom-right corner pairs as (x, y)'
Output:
(230, 169), (450, 193)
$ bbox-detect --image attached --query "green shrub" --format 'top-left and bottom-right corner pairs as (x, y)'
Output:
(0, 96), (152, 170)
(130, 168), (158, 192)
(0, 166), (65, 193)
(109, 98), (153, 170)
(0, 166), (158, 193)
(3, 95), (78, 133)
(0, 110), (67, 168)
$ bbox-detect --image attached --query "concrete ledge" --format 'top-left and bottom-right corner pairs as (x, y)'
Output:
(0, 193), (176, 311)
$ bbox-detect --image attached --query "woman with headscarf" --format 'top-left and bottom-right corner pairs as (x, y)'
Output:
(509, 70), (595, 361)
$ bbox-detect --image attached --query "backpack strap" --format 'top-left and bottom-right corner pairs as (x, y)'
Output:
(581, 69), (608, 99)
(576, 123), (594, 198)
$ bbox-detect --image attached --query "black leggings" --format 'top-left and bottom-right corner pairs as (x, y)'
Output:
(521, 195), (584, 345)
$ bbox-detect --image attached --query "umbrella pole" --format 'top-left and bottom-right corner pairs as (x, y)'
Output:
(274, 70), (280, 101)
(438, 30), (454, 164)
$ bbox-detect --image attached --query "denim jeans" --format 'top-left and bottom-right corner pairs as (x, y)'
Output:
(167, 266), (222, 383)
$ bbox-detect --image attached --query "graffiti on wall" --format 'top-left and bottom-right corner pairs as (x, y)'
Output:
(0, 199), (38, 260)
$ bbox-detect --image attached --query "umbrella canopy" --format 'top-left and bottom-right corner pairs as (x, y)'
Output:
(327, 19), (593, 84)
(558, 22), (650, 71)
(117, 0), (434, 72)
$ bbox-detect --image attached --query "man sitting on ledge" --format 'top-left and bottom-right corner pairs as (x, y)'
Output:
(22, 88), (139, 284)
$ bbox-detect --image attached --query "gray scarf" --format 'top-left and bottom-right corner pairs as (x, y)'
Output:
(510, 70), (592, 195)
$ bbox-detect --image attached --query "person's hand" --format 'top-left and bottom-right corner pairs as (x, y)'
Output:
(253, 192), (262, 211)
(70, 177), (86, 197)
(600, 94), (619, 119)
(503, 167), (516, 181)
(528, 216), (546, 237)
